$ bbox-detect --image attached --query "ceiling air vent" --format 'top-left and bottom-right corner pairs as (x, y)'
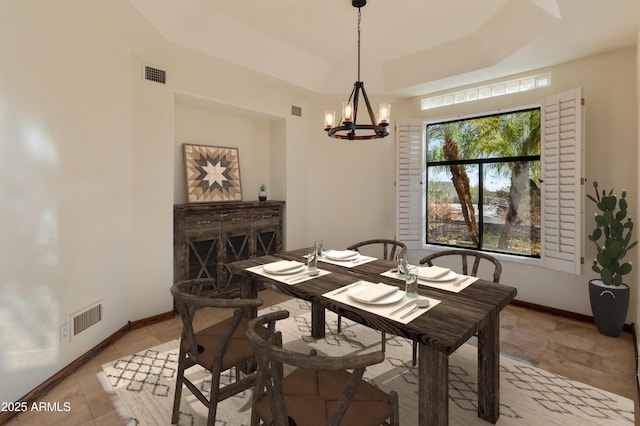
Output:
(144, 64), (166, 84)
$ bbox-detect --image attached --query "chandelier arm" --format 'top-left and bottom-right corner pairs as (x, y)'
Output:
(358, 83), (378, 129)
(352, 82), (362, 125)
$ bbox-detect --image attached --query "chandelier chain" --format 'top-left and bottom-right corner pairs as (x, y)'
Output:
(357, 7), (361, 82)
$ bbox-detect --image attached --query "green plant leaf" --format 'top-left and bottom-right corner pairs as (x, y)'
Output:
(620, 198), (628, 210)
(588, 181), (637, 284)
(602, 196), (617, 210)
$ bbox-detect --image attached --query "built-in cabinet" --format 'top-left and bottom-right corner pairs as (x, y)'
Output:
(174, 201), (284, 291)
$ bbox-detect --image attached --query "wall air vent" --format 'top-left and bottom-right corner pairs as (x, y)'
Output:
(144, 64), (166, 84)
(291, 105), (302, 117)
(72, 302), (103, 337)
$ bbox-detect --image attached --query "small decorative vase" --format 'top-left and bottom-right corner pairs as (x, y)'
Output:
(588, 279), (629, 337)
(258, 191), (267, 202)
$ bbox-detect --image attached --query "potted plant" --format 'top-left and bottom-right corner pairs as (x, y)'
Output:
(586, 181), (637, 336)
(258, 184), (267, 201)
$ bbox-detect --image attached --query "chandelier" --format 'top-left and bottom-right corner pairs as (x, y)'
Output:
(324, 0), (390, 140)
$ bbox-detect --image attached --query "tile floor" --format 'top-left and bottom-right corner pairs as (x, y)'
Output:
(6, 290), (638, 425)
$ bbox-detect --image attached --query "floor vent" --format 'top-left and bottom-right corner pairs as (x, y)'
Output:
(72, 303), (102, 336)
(144, 64), (166, 84)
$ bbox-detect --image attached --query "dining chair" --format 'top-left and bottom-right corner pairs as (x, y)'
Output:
(420, 249), (502, 284)
(346, 239), (407, 263)
(245, 310), (400, 426)
(170, 278), (266, 426)
(337, 239), (408, 351)
(411, 249), (503, 365)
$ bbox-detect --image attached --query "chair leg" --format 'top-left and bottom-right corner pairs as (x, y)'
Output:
(172, 346), (187, 424)
(337, 314), (342, 333)
(412, 341), (418, 367)
(206, 369), (222, 426)
(389, 390), (400, 426)
(381, 332), (386, 352)
(251, 360), (266, 426)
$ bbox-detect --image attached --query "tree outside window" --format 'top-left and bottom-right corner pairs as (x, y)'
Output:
(426, 108), (541, 257)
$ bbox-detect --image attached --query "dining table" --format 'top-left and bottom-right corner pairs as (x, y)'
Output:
(227, 248), (517, 426)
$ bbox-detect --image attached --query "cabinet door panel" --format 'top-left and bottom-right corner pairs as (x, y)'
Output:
(255, 226), (280, 257)
(253, 208), (282, 256)
(224, 233), (251, 262)
(185, 234), (220, 280)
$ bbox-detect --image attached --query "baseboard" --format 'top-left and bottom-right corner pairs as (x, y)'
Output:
(510, 299), (633, 333)
(130, 311), (175, 330)
(0, 311), (175, 425)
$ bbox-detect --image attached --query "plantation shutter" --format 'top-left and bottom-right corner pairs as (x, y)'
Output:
(396, 119), (425, 249)
(540, 87), (584, 275)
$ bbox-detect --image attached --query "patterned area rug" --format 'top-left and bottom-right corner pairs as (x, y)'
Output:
(102, 299), (633, 425)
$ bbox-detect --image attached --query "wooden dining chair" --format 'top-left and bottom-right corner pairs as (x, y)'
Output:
(411, 249), (503, 365)
(420, 249), (502, 284)
(246, 310), (400, 426)
(346, 239), (407, 263)
(337, 239), (408, 351)
(170, 279), (265, 426)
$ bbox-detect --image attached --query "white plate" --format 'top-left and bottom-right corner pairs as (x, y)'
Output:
(348, 283), (404, 305)
(263, 263), (305, 275)
(325, 250), (359, 261)
(419, 270), (458, 282)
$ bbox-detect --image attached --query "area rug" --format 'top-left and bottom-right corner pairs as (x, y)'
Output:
(102, 299), (633, 425)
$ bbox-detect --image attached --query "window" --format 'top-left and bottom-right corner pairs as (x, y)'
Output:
(425, 108), (541, 257)
(397, 88), (584, 275)
(421, 73), (551, 110)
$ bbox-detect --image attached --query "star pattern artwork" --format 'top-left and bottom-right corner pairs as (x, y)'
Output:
(183, 144), (243, 203)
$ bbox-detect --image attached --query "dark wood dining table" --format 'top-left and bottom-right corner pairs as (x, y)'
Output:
(227, 248), (517, 426)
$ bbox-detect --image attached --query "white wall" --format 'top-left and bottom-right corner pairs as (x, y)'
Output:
(0, 0), (134, 402)
(0, 0), (313, 404)
(305, 94), (402, 248)
(129, 40), (314, 320)
(174, 97), (275, 205)
(1, 0), (637, 407)
(130, 60), (174, 321)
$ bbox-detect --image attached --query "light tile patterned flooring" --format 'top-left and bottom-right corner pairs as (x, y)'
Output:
(6, 290), (638, 425)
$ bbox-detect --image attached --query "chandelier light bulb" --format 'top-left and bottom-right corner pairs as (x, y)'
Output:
(342, 101), (354, 123)
(378, 103), (391, 125)
(324, 111), (336, 129)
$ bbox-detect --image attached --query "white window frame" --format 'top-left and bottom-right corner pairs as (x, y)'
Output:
(396, 88), (584, 275)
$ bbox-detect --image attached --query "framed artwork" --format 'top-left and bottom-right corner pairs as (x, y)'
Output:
(183, 144), (243, 203)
